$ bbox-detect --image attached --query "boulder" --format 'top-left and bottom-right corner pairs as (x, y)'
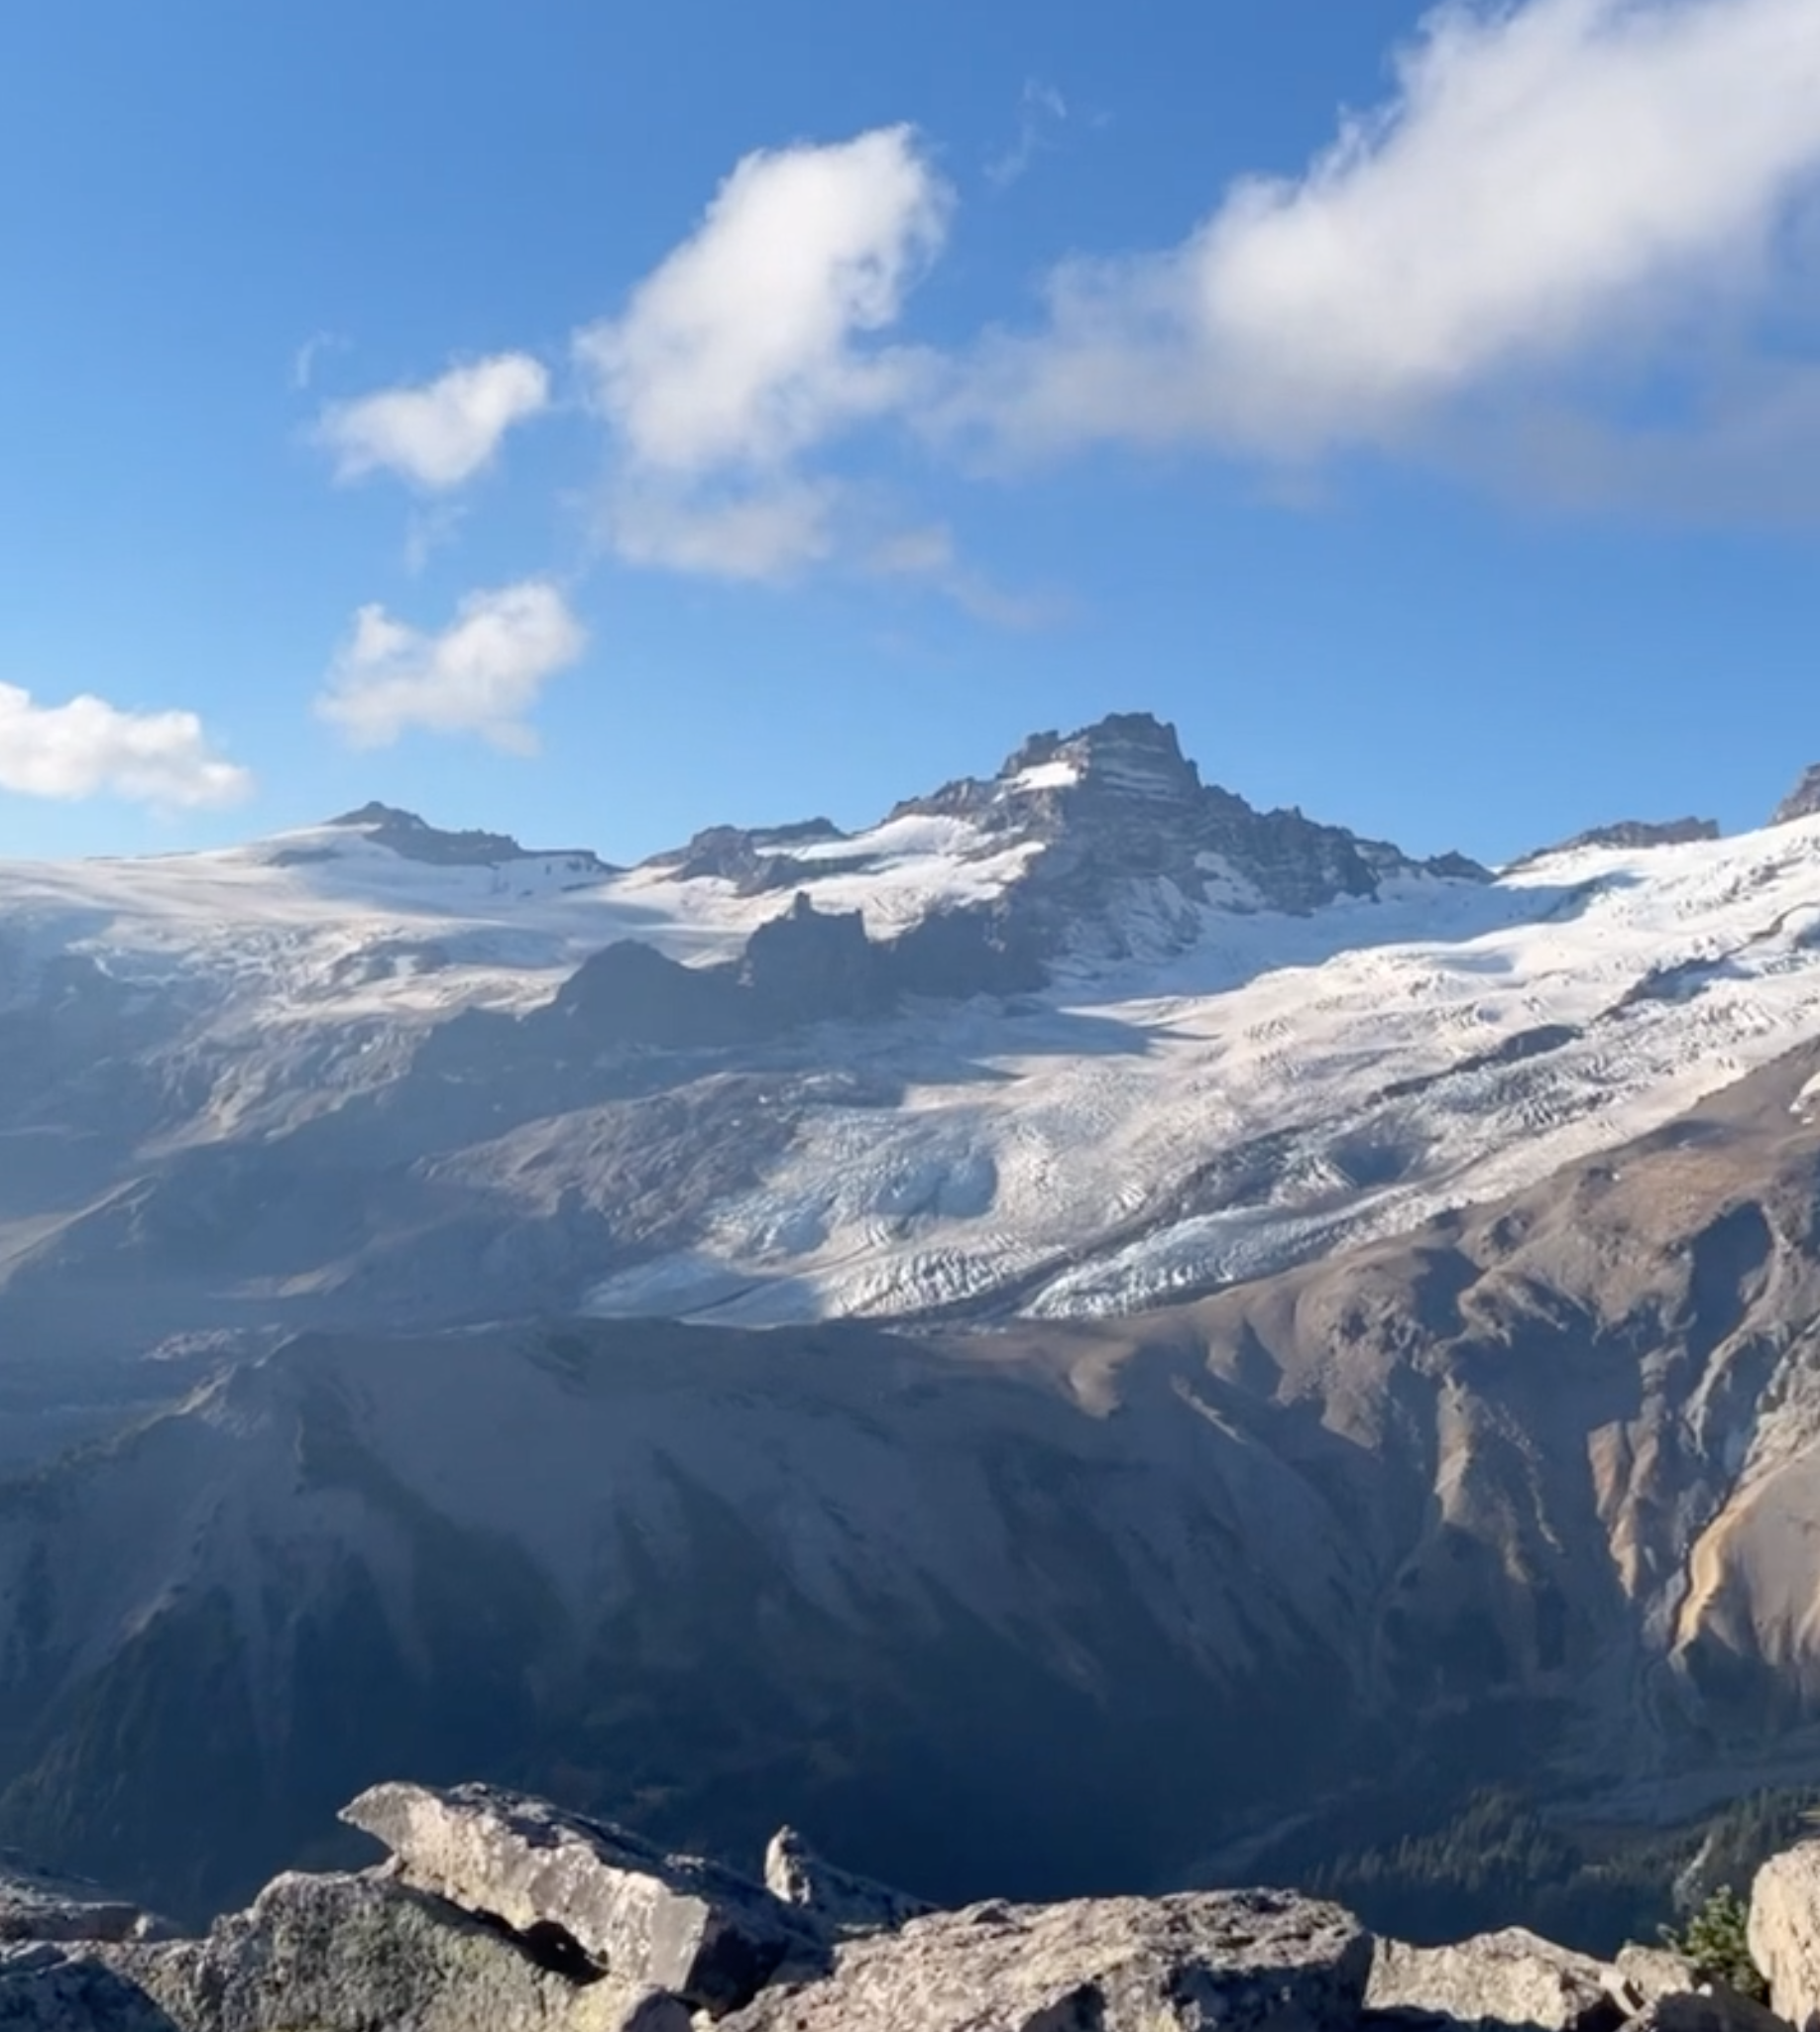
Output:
(0, 1942), (183, 2030)
(717, 1886), (1373, 2032)
(343, 1782), (820, 2014)
(103, 1869), (669, 2031)
(0, 1852), (171, 1945)
(1751, 1842), (1820, 2031)
(1629, 1987), (1790, 2032)
(762, 1828), (934, 1938)
(1609, 1946), (1701, 2012)
(1366, 1927), (1627, 2032)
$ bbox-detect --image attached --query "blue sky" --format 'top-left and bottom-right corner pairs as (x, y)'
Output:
(3, 0), (1818, 867)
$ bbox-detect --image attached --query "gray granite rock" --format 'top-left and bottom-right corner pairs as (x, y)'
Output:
(718, 1886), (1372, 2032)
(1630, 1985), (1790, 2032)
(0, 1853), (171, 1946)
(762, 1828), (933, 1938)
(1751, 1841), (1820, 2031)
(104, 1868), (661, 2031)
(343, 1782), (820, 2014)
(1367, 1927), (1626, 2032)
(1609, 1945), (1701, 2012)
(0, 1943), (181, 2030)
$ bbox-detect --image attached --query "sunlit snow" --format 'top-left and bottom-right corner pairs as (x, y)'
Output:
(5, 812), (1820, 1324)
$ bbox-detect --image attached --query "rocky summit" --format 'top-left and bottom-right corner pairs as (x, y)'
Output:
(1772, 765), (1820, 827)
(12, 1778), (1820, 2032)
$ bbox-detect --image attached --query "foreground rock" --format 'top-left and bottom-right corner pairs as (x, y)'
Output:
(1631, 1990), (1790, 2032)
(718, 1887), (1374, 2032)
(0, 1872), (687, 2031)
(1752, 1842), (1820, 2032)
(344, 1782), (820, 2013)
(1, 1774), (1804, 2032)
(1367, 1927), (1627, 2032)
(0, 1942), (184, 2030)
(120, 1870), (685, 2032)
(1611, 1949), (1702, 2014)
(762, 1827), (934, 1939)
(0, 1853), (171, 1945)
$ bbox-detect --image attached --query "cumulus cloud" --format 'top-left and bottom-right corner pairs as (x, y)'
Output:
(950, 0), (1820, 464)
(577, 127), (950, 578)
(315, 581), (586, 751)
(318, 353), (551, 490)
(0, 686), (252, 808)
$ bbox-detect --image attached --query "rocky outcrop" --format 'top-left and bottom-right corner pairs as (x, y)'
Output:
(1367, 1927), (1627, 2031)
(342, 1782), (821, 2013)
(320, 802), (614, 875)
(1632, 1990), (1790, 2032)
(112, 1869), (657, 2031)
(1510, 819), (1721, 867)
(1611, 1948), (1703, 2012)
(0, 1797), (1381, 2032)
(542, 890), (1036, 1049)
(1750, 1843), (1820, 2030)
(1770, 768), (1820, 828)
(5, 1780), (1819, 2032)
(719, 1887), (1375, 2032)
(763, 1827), (934, 1938)
(0, 1853), (171, 1945)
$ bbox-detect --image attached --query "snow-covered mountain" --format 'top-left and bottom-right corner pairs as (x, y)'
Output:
(3, 712), (1820, 1353)
(6, 713), (1820, 1922)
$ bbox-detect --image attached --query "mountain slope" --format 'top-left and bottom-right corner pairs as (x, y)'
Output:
(4, 715), (1820, 1357)
(7, 1041), (1820, 1918)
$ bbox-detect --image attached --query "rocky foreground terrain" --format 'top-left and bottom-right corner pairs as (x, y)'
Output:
(6, 1774), (1820, 2032)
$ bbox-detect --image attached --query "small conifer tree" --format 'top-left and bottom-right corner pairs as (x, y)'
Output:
(1661, 1886), (1766, 2002)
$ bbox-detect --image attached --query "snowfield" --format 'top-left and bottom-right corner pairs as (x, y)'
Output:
(4, 807), (1820, 1324)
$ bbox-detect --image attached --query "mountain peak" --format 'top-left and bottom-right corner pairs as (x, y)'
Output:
(320, 802), (611, 873)
(1000, 713), (1200, 805)
(1772, 764), (1820, 826)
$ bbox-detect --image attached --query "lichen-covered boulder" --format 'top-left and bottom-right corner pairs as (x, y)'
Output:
(719, 1886), (1373, 2032)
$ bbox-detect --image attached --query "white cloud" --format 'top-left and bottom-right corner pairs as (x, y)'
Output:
(291, 330), (349, 393)
(315, 581), (586, 751)
(987, 79), (1068, 191)
(318, 353), (551, 490)
(951, 0), (1820, 463)
(0, 686), (252, 808)
(605, 480), (838, 580)
(579, 126), (948, 473)
(577, 127), (949, 580)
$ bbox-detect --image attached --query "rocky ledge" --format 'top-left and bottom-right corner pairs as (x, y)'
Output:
(8, 1780), (1820, 2032)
